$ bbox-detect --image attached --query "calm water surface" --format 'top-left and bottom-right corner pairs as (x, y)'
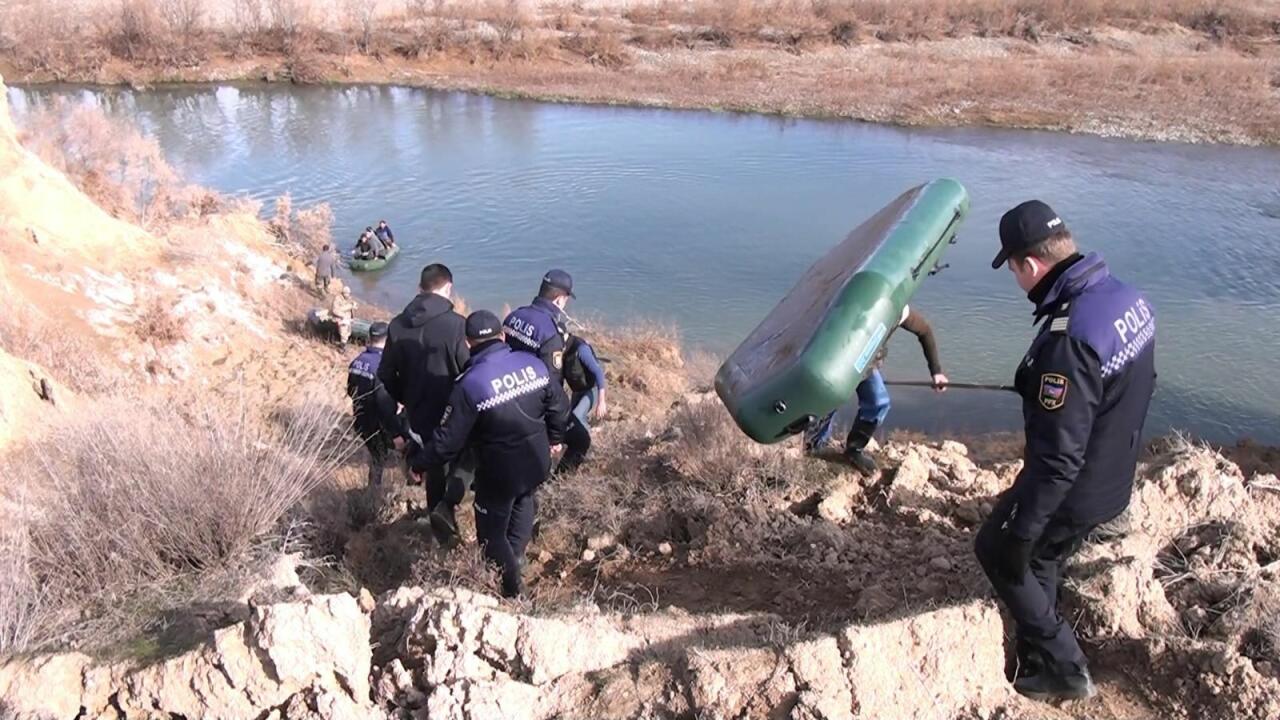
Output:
(9, 84), (1280, 443)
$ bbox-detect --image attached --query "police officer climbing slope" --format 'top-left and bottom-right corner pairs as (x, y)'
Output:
(503, 269), (588, 471)
(557, 332), (607, 474)
(803, 305), (948, 474)
(414, 311), (569, 598)
(975, 200), (1156, 703)
(346, 322), (403, 486)
(379, 264), (472, 537)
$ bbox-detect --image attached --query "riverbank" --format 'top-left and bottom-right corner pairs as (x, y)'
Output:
(2, 0), (1279, 145)
(3, 69), (1280, 719)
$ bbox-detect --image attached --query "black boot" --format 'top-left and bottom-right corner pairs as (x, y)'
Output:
(1014, 663), (1097, 702)
(842, 419), (880, 476)
(429, 502), (460, 548)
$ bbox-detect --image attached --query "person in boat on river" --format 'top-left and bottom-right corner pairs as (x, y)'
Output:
(803, 305), (948, 474)
(374, 220), (396, 250)
(354, 228), (380, 260)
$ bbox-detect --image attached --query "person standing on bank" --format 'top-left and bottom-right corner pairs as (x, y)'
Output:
(346, 322), (403, 486)
(975, 200), (1156, 702)
(503, 269), (583, 468)
(330, 286), (357, 345)
(379, 264), (471, 537)
(803, 305), (948, 474)
(314, 244), (338, 295)
(557, 333), (607, 474)
(415, 311), (569, 598)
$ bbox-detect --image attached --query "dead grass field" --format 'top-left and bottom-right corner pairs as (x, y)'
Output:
(1, 0), (1277, 143)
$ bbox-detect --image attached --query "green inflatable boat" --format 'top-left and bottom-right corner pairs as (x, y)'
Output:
(348, 244), (400, 272)
(715, 179), (969, 444)
(306, 308), (373, 344)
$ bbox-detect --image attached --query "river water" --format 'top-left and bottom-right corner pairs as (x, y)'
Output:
(8, 84), (1280, 443)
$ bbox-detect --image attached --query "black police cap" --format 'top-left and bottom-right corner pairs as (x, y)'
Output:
(992, 200), (1068, 269)
(466, 310), (503, 341)
(369, 321), (389, 339)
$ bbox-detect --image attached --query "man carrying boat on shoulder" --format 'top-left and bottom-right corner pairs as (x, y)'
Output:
(804, 306), (949, 474)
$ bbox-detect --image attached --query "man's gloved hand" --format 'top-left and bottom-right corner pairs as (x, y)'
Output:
(997, 533), (1034, 583)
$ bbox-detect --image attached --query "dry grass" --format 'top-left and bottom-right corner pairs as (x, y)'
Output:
(0, 392), (358, 654)
(0, 304), (128, 396)
(134, 297), (189, 345)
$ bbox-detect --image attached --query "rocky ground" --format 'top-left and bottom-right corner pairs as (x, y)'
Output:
(4, 426), (1280, 719)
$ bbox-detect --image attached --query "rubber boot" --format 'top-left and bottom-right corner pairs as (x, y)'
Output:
(842, 419), (880, 476)
(1014, 663), (1097, 702)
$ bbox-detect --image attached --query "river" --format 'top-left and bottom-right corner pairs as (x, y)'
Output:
(8, 83), (1280, 443)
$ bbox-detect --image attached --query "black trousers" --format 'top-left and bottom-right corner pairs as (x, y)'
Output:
(358, 423), (390, 486)
(474, 486), (537, 597)
(974, 492), (1093, 672)
(426, 448), (476, 510)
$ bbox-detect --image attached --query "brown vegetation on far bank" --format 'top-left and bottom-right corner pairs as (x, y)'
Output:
(2, 0), (1279, 144)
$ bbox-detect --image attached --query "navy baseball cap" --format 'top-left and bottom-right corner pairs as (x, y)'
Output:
(369, 321), (389, 339)
(465, 310), (503, 341)
(992, 200), (1068, 269)
(542, 269), (576, 298)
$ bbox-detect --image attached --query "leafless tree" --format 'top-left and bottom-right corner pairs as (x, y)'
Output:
(160, 0), (205, 41)
(345, 0), (379, 53)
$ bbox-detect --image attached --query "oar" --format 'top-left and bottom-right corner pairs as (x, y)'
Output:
(884, 380), (1019, 393)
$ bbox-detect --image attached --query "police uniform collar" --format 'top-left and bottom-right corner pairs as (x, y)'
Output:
(531, 297), (564, 319)
(469, 340), (508, 363)
(363, 345), (384, 354)
(1031, 253), (1107, 320)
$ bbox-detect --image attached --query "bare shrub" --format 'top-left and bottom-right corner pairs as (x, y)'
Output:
(293, 202), (335, 256)
(0, 303), (127, 396)
(0, 393), (357, 652)
(0, 503), (41, 655)
(160, 0), (206, 42)
(134, 298), (188, 345)
(270, 192), (294, 241)
(16, 101), (184, 228)
(111, 0), (164, 61)
(560, 31), (629, 69)
(345, 0), (380, 53)
(233, 0), (268, 33)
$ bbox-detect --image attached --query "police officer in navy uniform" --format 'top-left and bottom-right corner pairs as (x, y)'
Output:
(346, 322), (403, 486)
(503, 269), (590, 472)
(975, 201), (1156, 702)
(415, 311), (569, 597)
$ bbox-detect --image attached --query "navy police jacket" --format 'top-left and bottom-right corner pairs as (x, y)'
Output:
(503, 298), (569, 388)
(346, 346), (402, 440)
(1008, 252), (1156, 540)
(423, 342), (569, 496)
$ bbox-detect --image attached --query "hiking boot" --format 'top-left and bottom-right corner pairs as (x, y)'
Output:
(803, 412), (836, 455)
(429, 503), (460, 547)
(843, 447), (879, 475)
(1014, 665), (1097, 702)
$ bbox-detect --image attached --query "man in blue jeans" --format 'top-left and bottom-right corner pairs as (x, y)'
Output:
(804, 304), (948, 474)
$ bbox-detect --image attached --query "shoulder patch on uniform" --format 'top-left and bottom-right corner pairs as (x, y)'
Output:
(552, 351), (563, 370)
(439, 404), (453, 425)
(1039, 373), (1068, 411)
(1050, 316), (1069, 333)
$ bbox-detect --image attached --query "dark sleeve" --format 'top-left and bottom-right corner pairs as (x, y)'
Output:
(1007, 333), (1103, 540)
(377, 339), (404, 406)
(345, 370), (358, 400)
(424, 385), (475, 469)
(578, 343), (607, 389)
(545, 381), (570, 445)
(900, 308), (943, 376)
(372, 382), (402, 438)
(448, 319), (470, 377)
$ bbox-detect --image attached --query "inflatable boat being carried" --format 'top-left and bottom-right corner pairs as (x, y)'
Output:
(715, 179), (969, 444)
(306, 308), (373, 344)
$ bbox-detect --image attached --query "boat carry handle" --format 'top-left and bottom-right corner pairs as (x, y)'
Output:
(911, 210), (963, 281)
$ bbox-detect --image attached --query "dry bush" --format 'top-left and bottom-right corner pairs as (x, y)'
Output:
(345, 0), (380, 53)
(293, 202), (335, 256)
(0, 305), (128, 396)
(160, 0), (205, 39)
(560, 30), (630, 69)
(16, 101), (187, 228)
(0, 507), (41, 655)
(0, 393), (357, 652)
(134, 298), (188, 345)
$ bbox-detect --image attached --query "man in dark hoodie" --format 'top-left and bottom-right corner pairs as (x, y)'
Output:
(379, 264), (470, 534)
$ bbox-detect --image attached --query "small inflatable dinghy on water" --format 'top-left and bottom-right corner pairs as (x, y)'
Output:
(715, 179), (969, 444)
